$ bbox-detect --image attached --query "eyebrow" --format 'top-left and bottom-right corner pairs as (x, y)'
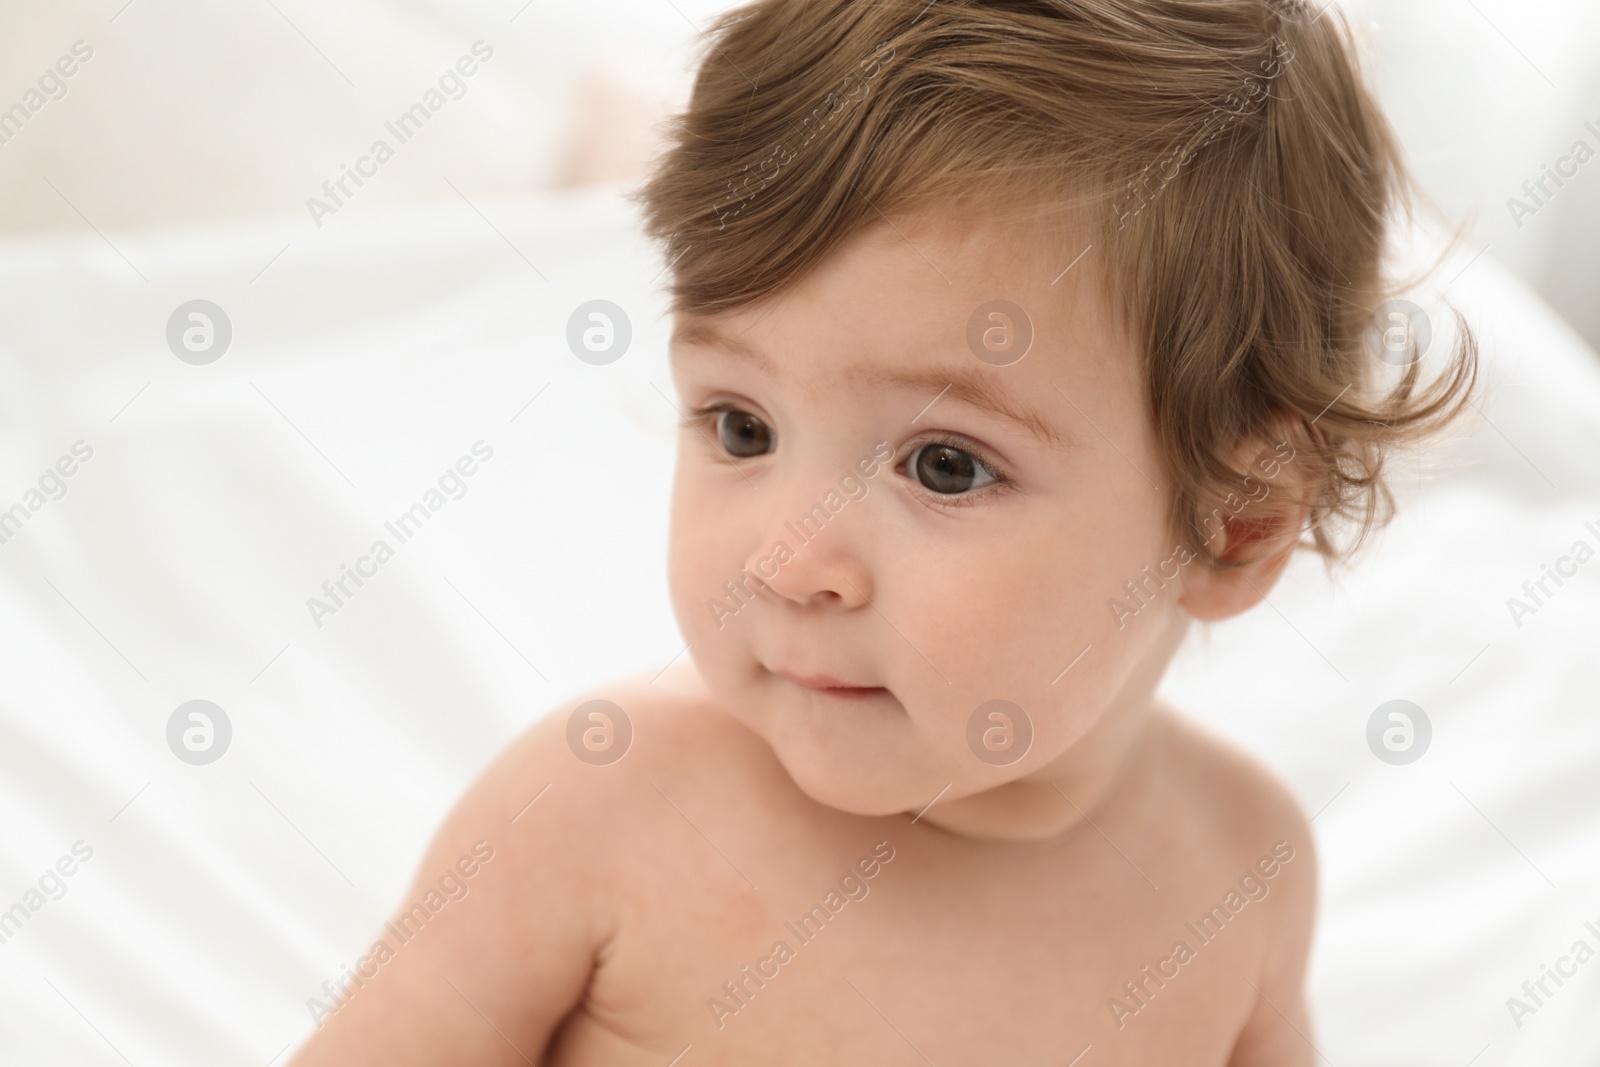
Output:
(670, 321), (1079, 451)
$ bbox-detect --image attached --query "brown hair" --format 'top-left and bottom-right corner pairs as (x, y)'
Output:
(633, 0), (1479, 570)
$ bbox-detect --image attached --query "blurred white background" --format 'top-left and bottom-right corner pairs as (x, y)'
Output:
(1, 2), (1597, 1066)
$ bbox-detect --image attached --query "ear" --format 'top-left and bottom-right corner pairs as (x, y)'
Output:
(1176, 436), (1310, 623)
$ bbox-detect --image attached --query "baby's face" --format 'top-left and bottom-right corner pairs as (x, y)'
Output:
(666, 211), (1186, 817)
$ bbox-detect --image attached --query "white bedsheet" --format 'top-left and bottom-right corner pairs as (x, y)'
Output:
(0, 190), (1595, 1065)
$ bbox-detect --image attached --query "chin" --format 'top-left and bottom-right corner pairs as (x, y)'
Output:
(714, 667), (944, 816)
(788, 767), (914, 817)
(761, 728), (931, 817)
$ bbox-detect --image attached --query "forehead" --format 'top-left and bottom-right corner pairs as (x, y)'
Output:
(669, 215), (1123, 452)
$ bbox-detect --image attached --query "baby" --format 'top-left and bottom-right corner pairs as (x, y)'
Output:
(290, 0), (1476, 1063)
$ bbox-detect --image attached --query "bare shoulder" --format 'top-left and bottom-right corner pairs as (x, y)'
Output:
(1153, 705), (1314, 845)
(397, 657), (782, 958)
(1146, 702), (1319, 929)
(495, 656), (773, 796)
(286, 662), (780, 1064)
(1140, 710), (1322, 1062)
(446, 657), (781, 861)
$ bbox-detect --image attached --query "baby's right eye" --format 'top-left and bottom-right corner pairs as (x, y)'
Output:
(717, 408), (774, 458)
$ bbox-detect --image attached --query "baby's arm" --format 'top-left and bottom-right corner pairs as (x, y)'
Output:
(288, 712), (607, 1065)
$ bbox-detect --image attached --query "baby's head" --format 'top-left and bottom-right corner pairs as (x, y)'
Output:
(635, 0), (1476, 827)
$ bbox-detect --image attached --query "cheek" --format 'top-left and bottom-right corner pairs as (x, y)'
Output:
(667, 461), (762, 699)
(667, 469), (723, 636)
(880, 491), (1174, 768)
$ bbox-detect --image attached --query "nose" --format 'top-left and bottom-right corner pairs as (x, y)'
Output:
(741, 471), (875, 610)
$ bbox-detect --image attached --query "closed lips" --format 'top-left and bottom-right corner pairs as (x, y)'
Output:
(773, 669), (885, 695)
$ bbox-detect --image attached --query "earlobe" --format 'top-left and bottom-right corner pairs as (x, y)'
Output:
(1176, 509), (1301, 622)
(1177, 420), (1313, 621)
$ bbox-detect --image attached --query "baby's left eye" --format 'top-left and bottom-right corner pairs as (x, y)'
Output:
(904, 441), (1001, 497)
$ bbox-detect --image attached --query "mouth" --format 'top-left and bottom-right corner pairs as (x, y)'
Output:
(771, 669), (888, 700)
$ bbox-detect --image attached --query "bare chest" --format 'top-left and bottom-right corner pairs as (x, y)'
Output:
(546, 824), (1272, 1066)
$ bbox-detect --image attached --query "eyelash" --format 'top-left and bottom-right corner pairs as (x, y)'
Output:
(679, 402), (1012, 509)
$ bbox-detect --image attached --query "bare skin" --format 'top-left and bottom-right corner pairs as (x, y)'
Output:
(289, 208), (1319, 1065)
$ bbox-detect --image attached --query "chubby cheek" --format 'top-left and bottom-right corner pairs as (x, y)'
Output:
(881, 561), (1092, 780)
(666, 467), (758, 702)
(883, 511), (1174, 779)
(667, 474), (719, 631)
